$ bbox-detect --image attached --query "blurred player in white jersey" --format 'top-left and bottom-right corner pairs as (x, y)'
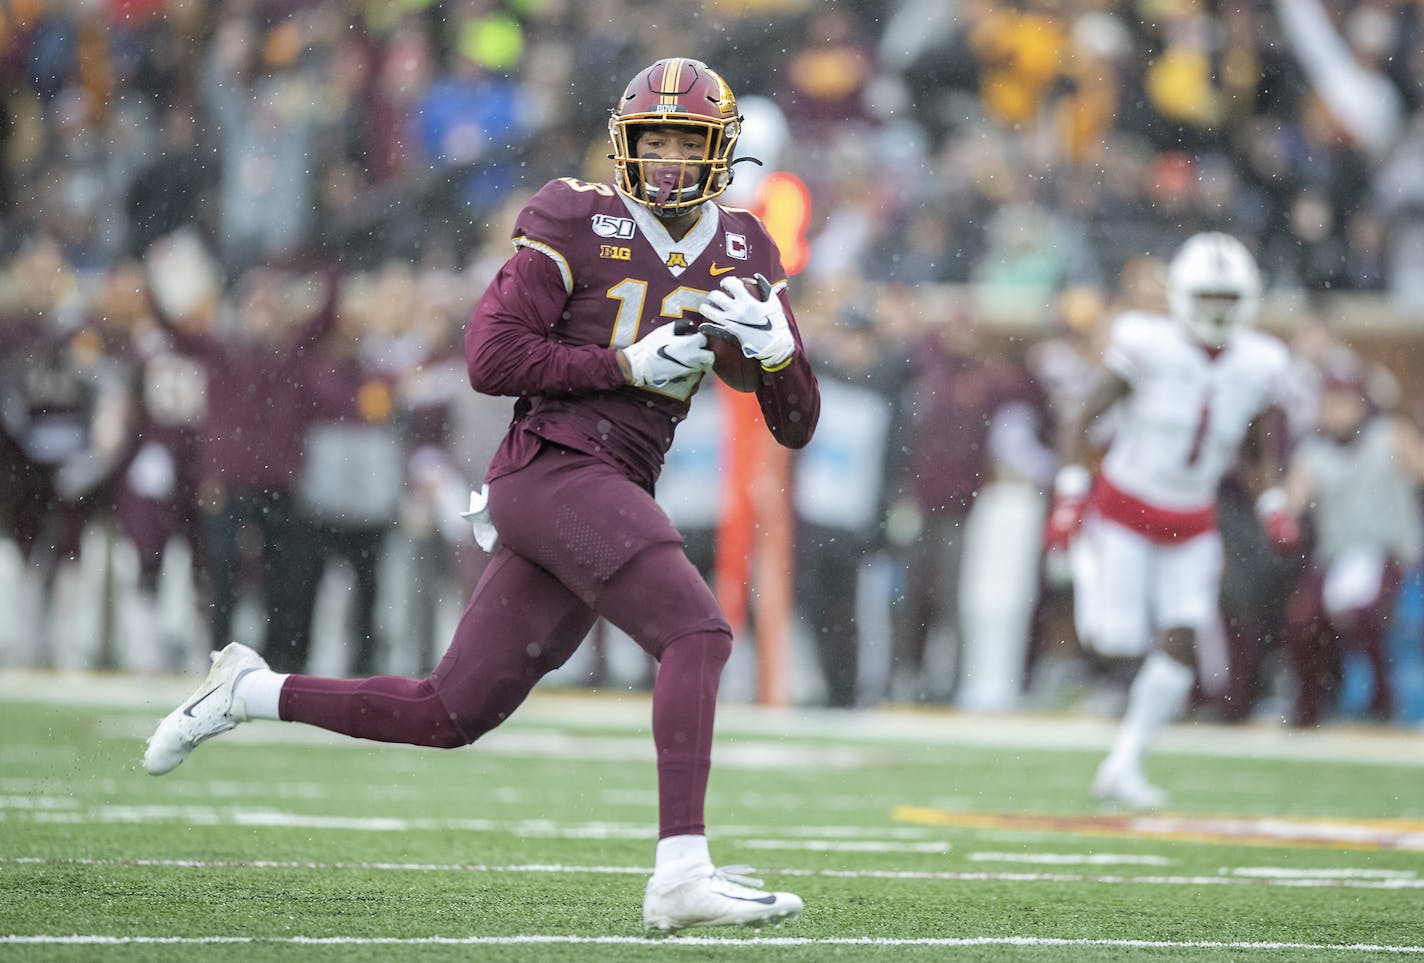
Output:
(1043, 232), (1293, 808)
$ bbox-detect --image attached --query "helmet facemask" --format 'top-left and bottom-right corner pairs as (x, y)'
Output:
(608, 59), (741, 216)
(1166, 232), (1262, 348)
(1178, 291), (1254, 347)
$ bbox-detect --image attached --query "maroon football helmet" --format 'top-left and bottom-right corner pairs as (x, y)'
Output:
(608, 58), (741, 215)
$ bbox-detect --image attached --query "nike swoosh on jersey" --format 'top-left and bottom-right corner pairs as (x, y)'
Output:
(183, 686), (222, 717)
(709, 263), (736, 276)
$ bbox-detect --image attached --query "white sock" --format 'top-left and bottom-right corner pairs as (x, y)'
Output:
(652, 834), (712, 884)
(233, 668), (289, 721)
(1105, 651), (1194, 772)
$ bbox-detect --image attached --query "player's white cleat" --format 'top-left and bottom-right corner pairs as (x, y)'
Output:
(143, 642), (267, 775)
(643, 866), (803, 933)
(1092, 759), (1169, 809)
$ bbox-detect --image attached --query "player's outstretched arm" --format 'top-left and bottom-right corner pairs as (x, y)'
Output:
(1045, 370), (1129, 550)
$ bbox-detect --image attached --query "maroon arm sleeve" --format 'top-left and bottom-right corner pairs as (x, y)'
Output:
(754, 293), (819, 449)
(465, 247), (627, 398)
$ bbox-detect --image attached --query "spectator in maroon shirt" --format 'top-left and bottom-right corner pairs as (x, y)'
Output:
(148, 255), (338, 672)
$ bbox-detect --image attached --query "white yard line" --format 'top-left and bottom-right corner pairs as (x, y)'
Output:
(970, 852), (1171, 866)
(2, 934), (1423, 952)
(737, 840), (952, 853)
(1227, 866), (1417, 880)
(5, 855), (1422, 891)
(0, 802), (938, 840)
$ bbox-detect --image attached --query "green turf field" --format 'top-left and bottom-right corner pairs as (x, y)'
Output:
(2, 672), (1422, 961)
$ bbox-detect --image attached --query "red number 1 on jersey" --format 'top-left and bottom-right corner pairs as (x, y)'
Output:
(1185, 398), (1211, 466)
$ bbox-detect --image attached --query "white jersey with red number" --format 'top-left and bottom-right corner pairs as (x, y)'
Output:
(1099, 311), (1291, 512)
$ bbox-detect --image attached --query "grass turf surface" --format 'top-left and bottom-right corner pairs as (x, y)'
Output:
(2, 674), (1422, 961)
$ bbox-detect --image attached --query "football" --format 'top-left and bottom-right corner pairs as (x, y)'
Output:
(706, 325), (762, 393)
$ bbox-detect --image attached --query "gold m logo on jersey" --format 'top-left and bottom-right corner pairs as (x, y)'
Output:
(666, 252), (689, 268)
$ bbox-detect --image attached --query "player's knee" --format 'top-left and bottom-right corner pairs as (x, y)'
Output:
(661, 629), (732, 668)
(426, 725), (471, 750)
(411, 679), (475, 749)
(1085, 622), (1142, 660)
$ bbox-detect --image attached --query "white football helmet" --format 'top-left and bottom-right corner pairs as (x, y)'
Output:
(1166, 232), (1262, 347)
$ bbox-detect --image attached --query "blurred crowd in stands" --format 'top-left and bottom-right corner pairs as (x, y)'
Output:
(3, 0), (1424, 726)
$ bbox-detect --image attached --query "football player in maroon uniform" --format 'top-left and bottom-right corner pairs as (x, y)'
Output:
(144, 58), (819, 932)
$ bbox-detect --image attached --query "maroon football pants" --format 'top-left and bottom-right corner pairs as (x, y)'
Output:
(280, 442), (733, 838)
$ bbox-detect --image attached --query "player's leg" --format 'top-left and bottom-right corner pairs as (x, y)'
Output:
(146, 443), (630, 774)
(278, 548), (595, 742)
(1071, 514), (1151, 659)
(593, 542), (731, 837)
(595, 541), (802, 931)
(1075, 515), (1163, 806)
(1096, 531), (1222, 808)
(144, 546), (596, 774)
(484, 444), (800, 930)
(489, 448), (735, 839)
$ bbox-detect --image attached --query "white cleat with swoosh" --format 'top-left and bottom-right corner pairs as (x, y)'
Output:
(643, 866), (803, 932)
(143, 642), (267, 775)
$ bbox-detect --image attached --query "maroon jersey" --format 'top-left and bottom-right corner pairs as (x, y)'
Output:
(466, 178), (819, 492)
(150, 273), (337, 491)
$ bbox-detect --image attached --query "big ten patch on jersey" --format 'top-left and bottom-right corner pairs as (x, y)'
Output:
(514, 178), (781, 401)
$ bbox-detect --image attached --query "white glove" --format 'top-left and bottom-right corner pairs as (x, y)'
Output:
(698, 274), (795, 371)
(622, 323), (714, 389)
